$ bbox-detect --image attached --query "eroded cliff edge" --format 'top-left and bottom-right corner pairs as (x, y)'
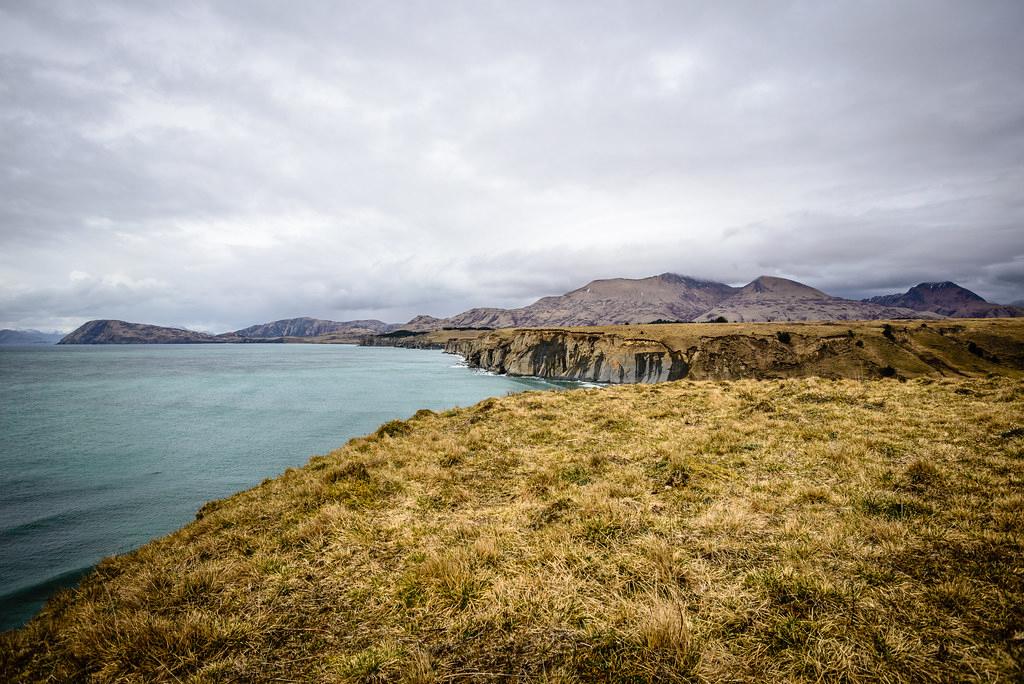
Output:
(446, 330), (688, 383)
(443, 320), (1024, 383)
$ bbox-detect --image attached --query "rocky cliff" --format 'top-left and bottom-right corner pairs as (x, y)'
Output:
(358, 332), (445, 349)
(446, 330), (688, 383)
(444, 320), (1024, 383)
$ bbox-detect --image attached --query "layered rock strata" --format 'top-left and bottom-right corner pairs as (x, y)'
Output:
(446, 330), (688, 383)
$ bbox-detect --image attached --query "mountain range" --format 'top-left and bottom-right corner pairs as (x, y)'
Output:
(403, 274), (944, 329)
(56, 274), (1023, 343)
(0, 329), (64, 345)
(57, 318), (393, 345)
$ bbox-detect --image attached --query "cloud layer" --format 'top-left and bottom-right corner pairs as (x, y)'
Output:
(2, 1), (1023, 331)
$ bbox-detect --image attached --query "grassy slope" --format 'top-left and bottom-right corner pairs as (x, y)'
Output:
(3, 376), (1023, 682)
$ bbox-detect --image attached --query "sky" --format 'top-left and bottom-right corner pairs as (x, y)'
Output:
(1, 1), (1023, 333)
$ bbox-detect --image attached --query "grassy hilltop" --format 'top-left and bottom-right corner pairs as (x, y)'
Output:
(3, 374), (1023, 681)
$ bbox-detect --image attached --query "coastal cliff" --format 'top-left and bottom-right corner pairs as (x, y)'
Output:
(358, 332), (445, 349)
(444, 320), (1024, 382)
(446, 330), (688, 383)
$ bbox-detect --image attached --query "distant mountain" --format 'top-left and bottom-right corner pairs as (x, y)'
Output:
(0, 329), (63, 345)
(402, 315), (447, 332)
(865, 282), (1024, 318)
(693, 276), (943, 322)
(234, 317), (393, 340)
(59, 317), (395, 345)
(58, 320), (268, 344)
(62, 275), (1003, 345)
(403, 274), (739, 330)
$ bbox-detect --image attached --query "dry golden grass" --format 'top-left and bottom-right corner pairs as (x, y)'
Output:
(3, 376), (1023, 682)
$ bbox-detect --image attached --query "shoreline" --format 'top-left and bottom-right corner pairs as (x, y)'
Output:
(367, 318), (1024, 383)
(0, 345), (551, 633)
(5, 374), (1021, 680)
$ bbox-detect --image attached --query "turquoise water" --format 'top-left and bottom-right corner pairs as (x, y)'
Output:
(0, 344), (559, 631)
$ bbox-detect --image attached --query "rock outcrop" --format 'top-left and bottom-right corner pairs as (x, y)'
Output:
(358, 332), (445, 349)
(446, 330), (688, 383)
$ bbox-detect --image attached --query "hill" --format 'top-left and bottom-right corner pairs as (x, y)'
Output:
(3, 375), (1021, 681)
(865, 282), (1024, 318)
(234, 317), (393, 341)
(0, 329), (63, 345)
(58, 318), (390, 345)
(695, 276), (939, 323)
(58, 320), (225, 344)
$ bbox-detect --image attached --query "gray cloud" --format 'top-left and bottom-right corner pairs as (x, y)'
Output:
(1, 0), (1023, 331)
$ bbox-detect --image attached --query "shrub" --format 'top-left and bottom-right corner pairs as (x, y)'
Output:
(879, 365), (896, 378)
(710, 316), (728, 323)
(776, 331), (792, 344)
(375, 420), (411, 438)
(882, 324), (896, 341)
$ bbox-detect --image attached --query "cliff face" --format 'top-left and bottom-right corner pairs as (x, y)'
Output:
(444, 320), (1024, 383)
(445, 330), (823, 383)
(446, 330), (687, 383)
(359, 333), (444, 349)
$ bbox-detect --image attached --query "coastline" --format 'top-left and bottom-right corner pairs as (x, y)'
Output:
(5, 374), (1021, 680)
(365, 319), (1024, 383)
(0, 345), (554, 632)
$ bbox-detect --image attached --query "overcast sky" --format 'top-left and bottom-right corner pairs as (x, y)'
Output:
(2, 1), (1022, 332)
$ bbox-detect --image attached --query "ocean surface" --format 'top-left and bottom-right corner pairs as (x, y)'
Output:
(0, 344), (563, 631)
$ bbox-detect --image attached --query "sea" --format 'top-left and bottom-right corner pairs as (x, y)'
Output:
(0, 343), (563, 631)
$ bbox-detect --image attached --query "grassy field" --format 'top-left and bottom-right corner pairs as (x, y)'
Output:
(3, 374), (1022, 681)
